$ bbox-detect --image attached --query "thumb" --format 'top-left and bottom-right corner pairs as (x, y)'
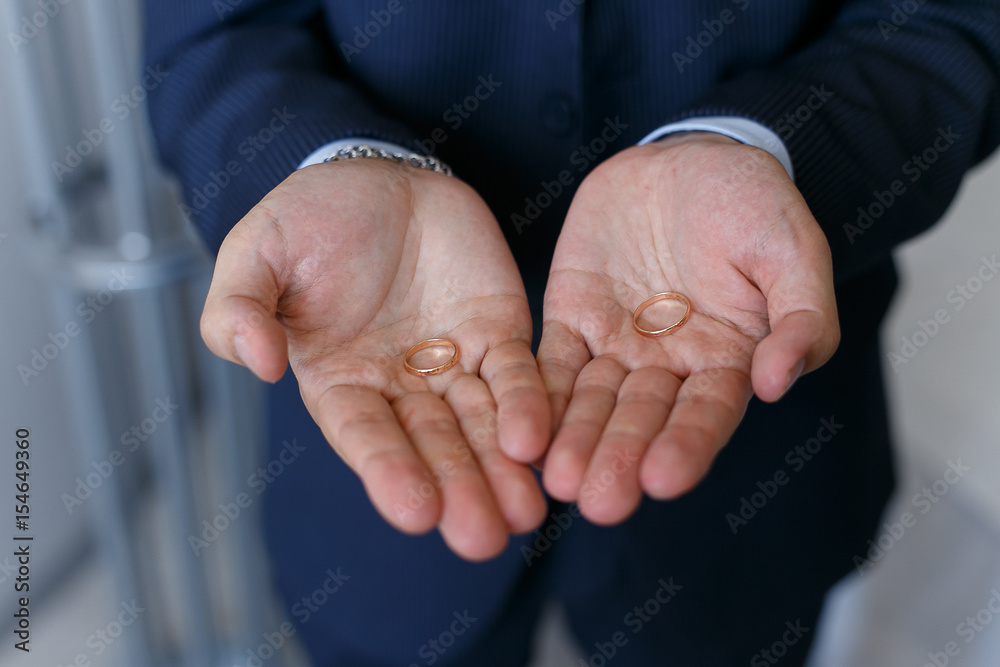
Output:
(201, 226), (289, 383)
(750, 222), (840, 402)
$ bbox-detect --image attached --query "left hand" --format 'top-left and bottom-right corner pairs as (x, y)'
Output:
(536, 132), (840, 525)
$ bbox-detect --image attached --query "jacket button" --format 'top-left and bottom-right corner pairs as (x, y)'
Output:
(539, 93), (578, 137)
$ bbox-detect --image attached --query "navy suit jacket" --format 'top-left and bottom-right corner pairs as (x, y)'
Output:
(145, 0), (998, 283)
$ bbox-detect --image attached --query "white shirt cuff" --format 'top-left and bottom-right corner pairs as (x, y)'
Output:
(638, 117), (794, 182)
(297, 138), (413, 169)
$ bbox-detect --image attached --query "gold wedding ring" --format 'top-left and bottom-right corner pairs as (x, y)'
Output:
(403, 338), (460, 376)
(632, 292), (692, 337)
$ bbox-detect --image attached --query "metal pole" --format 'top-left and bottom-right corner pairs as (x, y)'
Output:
(78, 0), (151, 243)
(0, 0), (71, 240)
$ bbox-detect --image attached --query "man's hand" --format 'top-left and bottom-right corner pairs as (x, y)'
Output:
(200, 161), (549, 560)
(537, 132), (839, 525)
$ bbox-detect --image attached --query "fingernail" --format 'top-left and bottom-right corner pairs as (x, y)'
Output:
(783, 358), (805, 396)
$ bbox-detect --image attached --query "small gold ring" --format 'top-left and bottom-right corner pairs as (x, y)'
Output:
(403, 338), (460, 376)
(632, 292), (692, 337)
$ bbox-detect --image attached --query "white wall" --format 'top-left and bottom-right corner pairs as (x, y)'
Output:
(810, 145), (1000, 667)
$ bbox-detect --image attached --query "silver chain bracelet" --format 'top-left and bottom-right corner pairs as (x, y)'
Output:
(322, 144), (453, 177)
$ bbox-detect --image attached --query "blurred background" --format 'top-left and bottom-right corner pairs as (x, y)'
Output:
(0, 1), (997, 665)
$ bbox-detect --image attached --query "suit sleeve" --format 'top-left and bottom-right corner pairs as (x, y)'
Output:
(667, 1), (1000, 283)
(143, 0), (422, 254)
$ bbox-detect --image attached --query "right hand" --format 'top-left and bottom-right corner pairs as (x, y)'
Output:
(200, 160), (549, 560)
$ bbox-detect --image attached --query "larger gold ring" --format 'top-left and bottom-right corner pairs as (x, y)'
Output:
(632, 292), (692, 337)
(403, 338), (460, 376)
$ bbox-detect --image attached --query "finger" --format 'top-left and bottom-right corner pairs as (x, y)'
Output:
(752, 309), (839, 402)
(541, 357), (627, 503)
(201, 226), (288, 382)
(312, 385), (441, 534)
(751, 220), (839, 402)
(480, 339), (551, 463)
(393, 391), (510, 561)
(640, 368), (752, 500)
(579, 367), (680, 525)
(537, 321), (594, 434)
(446, 375), (547, 534)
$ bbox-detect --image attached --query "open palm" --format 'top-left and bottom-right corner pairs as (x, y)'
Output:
(538, 134), (840, 525)
(201, 161), (549, 560)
